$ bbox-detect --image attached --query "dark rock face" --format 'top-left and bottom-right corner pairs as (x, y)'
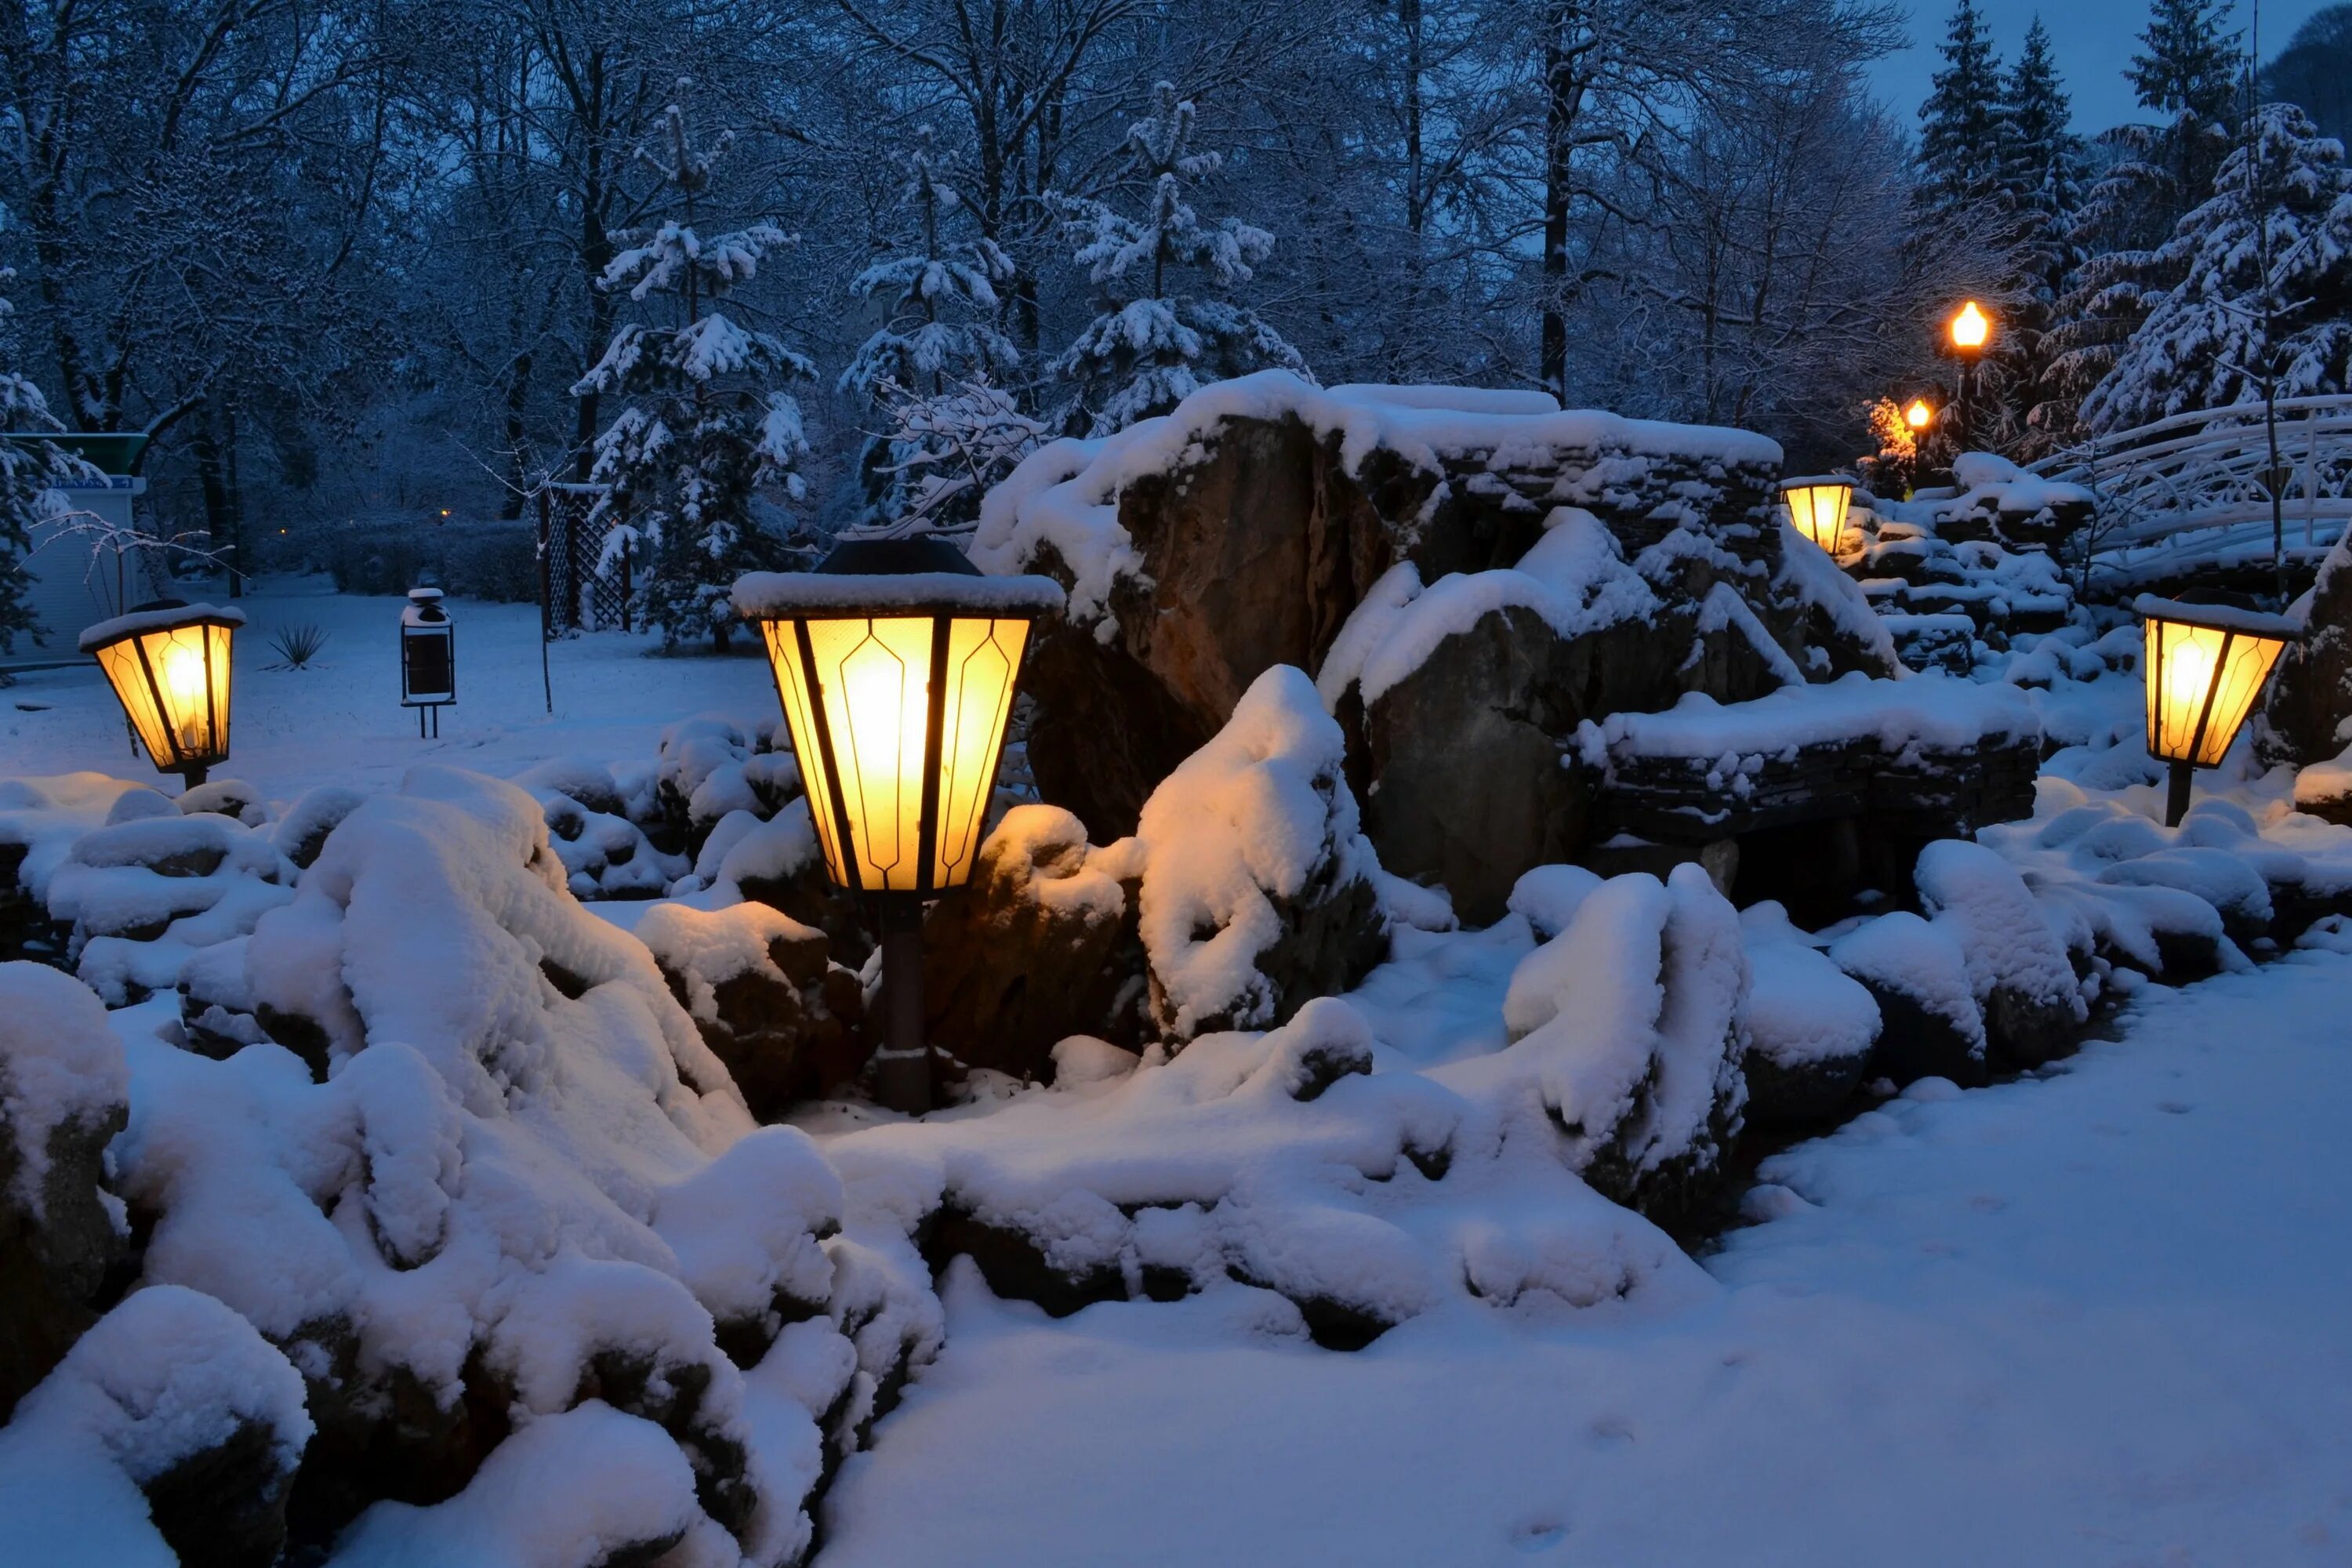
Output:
(2262, 532), (2352, 766)
(144, 1415), (300, 1568)
(637, 902), (866, 1121)
(920, 806), (1145, 1080)
(1744, 1051), (1869, 1125)
(1362, 609), (1629, 924)
(0, 966), (131, 1421)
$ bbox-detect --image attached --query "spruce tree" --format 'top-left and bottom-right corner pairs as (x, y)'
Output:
(1914, 1), (2009, 223)
(2087, 104), (2352, 430)
(2000, 18), (2087, 449)
(2038, 0), (2240, 444)
(1049, 82), (1311, 434)
(573, 99), (813, 652)
(838, 127), (1023, 531)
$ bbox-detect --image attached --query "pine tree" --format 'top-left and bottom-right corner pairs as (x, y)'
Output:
(2086, 103), (2352, 430)
(1999, 18), (2087, 449)
(838, 127), (1022, 531)
(2037, 0), (2240, 445)
(1914, 1), (2009, 224)
(1049, 82), (1312, 434)
(573, 100), (814, 652)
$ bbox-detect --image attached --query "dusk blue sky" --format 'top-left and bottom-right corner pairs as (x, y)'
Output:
(1867, 0), (2333, 132)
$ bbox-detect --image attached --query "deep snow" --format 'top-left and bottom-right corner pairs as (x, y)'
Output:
(815, 949), (2352, 1567)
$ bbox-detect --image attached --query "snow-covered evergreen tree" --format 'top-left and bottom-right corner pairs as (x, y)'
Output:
(838, 127), (1022, 531)
(572, 98), (813, 652)
(1913, 1), (2009, 224)
(1049, 82), (1311, 434)
(2038, 0), (2240, 444)
(1999, 19), (2087, 448)
(2086, 104), (2352, 430)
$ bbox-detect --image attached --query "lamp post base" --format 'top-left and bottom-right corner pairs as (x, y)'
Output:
(2165, 759), (2194, 828)
(874, 905), (931, 1116)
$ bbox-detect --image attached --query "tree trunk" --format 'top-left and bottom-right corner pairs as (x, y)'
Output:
(1541, 0), (1584, 401)
(192, 408), (234, 595)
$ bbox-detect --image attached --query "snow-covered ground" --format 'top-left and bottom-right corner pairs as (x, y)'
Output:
(818, 949), (2352, 1567)
(0, 576), (777, 797)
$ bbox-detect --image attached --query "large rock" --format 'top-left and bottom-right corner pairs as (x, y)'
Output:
(1133, 667), (1391, 1044)
(1501, 865), (1748, 1225)
(0, 964), (131, 1421)
(2261, 529), (2352, 766)
(920, 805), (1147, 1080)
(637, 902), (867, 1120)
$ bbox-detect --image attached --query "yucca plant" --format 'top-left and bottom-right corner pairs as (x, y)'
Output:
(266, 623), (330, 670)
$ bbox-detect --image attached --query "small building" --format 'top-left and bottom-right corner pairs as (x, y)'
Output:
(2, 433), (174, 670)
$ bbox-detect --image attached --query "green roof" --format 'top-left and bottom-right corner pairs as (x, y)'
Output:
(0, 431), (148, 475)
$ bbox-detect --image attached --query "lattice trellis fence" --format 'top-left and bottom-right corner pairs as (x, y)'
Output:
(539, 481), (641, 633)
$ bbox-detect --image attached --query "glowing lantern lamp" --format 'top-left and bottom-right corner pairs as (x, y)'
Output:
(79, 599), (243, 789)
(401, 585), (456, 738)
(1948, 299), (1991, 356)
(735, 538), (1065, 1113)
(1905, 398), (1934, 432)
(1780, 475), (1856, 554)
(2136, 595), (2297, 827)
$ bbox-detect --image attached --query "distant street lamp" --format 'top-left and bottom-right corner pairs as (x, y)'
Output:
(2136, 595), (2296, 826)
(735, 537), (1064, 1113)
(80, 600), (242, 789)
(401, 585), (456, 737)
(1780, 476), (1856, 554)
(1904, 397), (1936, 434)
(1947, 300), (1993, 452)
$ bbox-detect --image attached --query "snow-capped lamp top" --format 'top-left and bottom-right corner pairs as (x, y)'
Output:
(732, 536), (1064, 620)
(2129, 595), (2300, 642)
(77, 599), (245, 654)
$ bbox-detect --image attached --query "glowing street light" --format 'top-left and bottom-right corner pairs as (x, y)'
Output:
(1948, 299), (1991, 356)
(1905, 397), (1935, 433)
(80, 600), (243, 789)
(735, 537), (1064, 1112)
(2136, 595), (2296, 826)
(1780, 476), (1856, 554)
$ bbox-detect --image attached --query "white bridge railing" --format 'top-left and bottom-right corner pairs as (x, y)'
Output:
(2025, 394), (2352, 582)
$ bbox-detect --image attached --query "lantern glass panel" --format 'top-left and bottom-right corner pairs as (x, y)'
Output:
(932, 616), (1029, 887)
(2144, 616), (2288, 768)
(761, 617), (852, 887)
(1782, 482), (1853, 554)
(95, 621), (232, 769)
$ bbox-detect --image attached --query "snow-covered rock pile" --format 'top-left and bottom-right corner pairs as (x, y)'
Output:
(2259, 526), (2352, 770)
(967, 374), (1823, 860)
(637, 901), (866, 1122)
(1918, 452), (2096, 554)
(1848, 514), (2083, 673)
(517, 714), (804, 902)
(0, 768), (942, 1565)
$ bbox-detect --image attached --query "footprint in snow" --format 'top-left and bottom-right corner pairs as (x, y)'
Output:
(1511, 1518), (1570, 1553)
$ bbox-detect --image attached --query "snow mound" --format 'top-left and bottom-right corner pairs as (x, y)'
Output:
(0, 961), (128, 1217)
(1494, 865), (1748, 1214)
(1134, 666), (1387, 1039)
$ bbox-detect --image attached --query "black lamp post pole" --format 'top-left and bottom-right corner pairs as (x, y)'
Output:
(2165, 759), (2194, 829)
(875, 902), (930, 1114)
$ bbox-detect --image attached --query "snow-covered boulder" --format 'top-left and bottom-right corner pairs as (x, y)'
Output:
(1828, 912), (1987, 1087)
(918, 804), (1147, 1079)
(0, 1284), (311, 1568)
(0, 964), (130, 1420)
(2262, 528), (2352, 768)
(1497, 864), (1748, 1221)
(1134, 667), (1388, 1044)
(1737, 904), (1880, 1124)
(637, 901), (866, 1120)
(1915, 839), (2088, 1068)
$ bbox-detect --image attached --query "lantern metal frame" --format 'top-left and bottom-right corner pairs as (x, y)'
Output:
(2134, 594), (2298, 826)
(735, 536), (1065, 1112)
(400, 585), (457, 739)
(1779, 475), (1857, 556)
(78, 598), (243, 789)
